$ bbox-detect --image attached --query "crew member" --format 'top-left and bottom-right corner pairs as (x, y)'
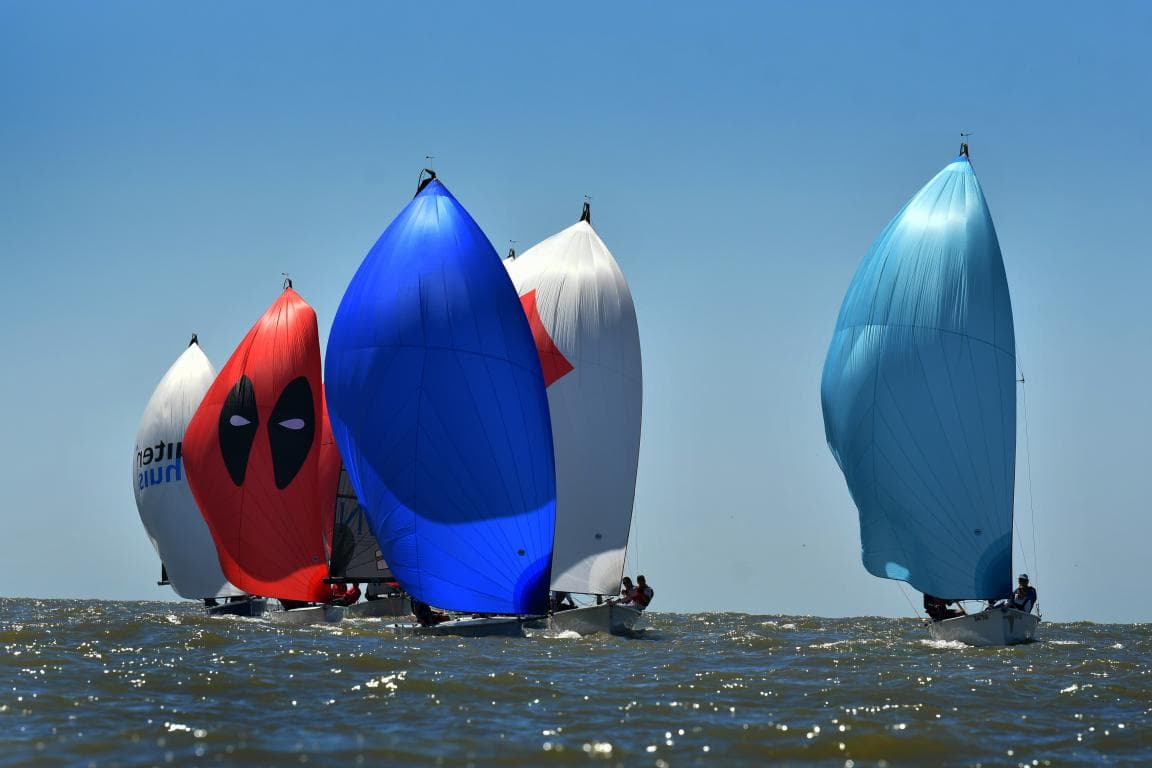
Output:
(1009, 574), (1037, 613)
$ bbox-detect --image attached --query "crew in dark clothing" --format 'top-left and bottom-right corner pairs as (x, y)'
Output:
(633, 575), (654, 609)
(923, 594), (964, 621)
(412, 599), (450, 627)
(329, 582), (361, 606)
(551, 591), (577, 611)
(1008, 574), (1037, 613)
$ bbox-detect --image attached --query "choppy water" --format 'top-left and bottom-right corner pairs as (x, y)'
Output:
(1, 600), (1148, 767)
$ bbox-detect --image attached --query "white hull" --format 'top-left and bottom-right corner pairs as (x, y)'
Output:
(926, 606), (1039, 646)
(266, 604), (346, 626)
(546, 603), (644, 635)
(385, 617), (525, 638)
(344, 596), (411, 618)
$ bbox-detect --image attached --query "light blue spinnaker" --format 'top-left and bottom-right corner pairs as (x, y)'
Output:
(821, 151), (1016, 600)
(324, 176), (556, 615)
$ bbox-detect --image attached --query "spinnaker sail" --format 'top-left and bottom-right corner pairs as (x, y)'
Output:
(506, 203), (643, 596)
(821, 149), (1016, 600)
(133, 337), (242, 599)
(184, 286), (335, 603)
(325, 174), (556, 615)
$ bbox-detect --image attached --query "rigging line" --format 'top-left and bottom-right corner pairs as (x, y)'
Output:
(896, 581), (923, 621)
(1018, 364), (1039, 584)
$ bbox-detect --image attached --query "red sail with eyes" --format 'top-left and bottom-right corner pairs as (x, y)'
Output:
(184, 287), (334, 603)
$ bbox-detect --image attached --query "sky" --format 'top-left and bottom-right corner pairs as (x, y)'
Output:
(1, 2), (1149, 624)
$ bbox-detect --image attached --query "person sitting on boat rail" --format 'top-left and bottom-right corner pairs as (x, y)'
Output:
(633, 575), (654, 609)
(923, 594), (964, 621)
(615, 577), (635, 604)
(551, 591), (577, 612)
(1009, 574), (1037, 613)
(412, 598), (450, 627)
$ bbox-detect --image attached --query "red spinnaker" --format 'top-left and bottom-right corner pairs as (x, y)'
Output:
(184, 287), (334, 603)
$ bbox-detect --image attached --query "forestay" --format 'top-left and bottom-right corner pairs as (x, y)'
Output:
(506, 208), (643, 596)
(325, 177), (556, 615)
(821, 154), (1016, 600)
(133, 338), (243, 600)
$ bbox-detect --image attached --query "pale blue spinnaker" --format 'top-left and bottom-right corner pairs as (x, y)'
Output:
(821, 151), (1016, 600)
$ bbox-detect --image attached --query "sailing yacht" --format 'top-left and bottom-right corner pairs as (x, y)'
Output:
(133, 335), (251, 611)
(183, 283), (339, 624)
(506, 202), (645, 635)
(325, 171), (557, 637)
(821, 144), (1039, 646)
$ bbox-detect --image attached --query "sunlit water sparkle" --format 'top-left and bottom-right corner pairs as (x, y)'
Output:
(1, 600), (1148, 766)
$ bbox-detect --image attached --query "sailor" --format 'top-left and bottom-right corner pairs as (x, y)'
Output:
(923, 594), (963, 621)
(412, 599), (450, 627)
(327, 582), (361, 606)
(551, 591), (577, 611)
(342, 582), (361, 605)
(616, 577), (635, 604)
(633, 575), (654, 609)
(1009, 574), (1037, 613)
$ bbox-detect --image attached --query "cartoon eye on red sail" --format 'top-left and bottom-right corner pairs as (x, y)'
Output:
(184, 287), (335, 603)
(218, 376), (259, 486)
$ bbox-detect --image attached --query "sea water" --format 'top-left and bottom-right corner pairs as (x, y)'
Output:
(1, 599), (1148, 766)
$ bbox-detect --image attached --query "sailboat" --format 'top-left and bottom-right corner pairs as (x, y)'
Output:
(325, 171), (557, 637)
(820, 144), (1039, 646)
(183, 283), (341, 625)
(505, 202), (645, 635)
(133, 335), (250, 611)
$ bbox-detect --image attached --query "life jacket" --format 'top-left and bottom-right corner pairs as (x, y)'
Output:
(635, 586), (653, 608)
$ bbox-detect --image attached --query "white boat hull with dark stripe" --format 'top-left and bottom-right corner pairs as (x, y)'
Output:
(344, 595), (411, 618)
(385, 617), (525, 637)
(266, 604), (345, 626)
(547, 603), (644, 635)
(926, 606), (1039, 646)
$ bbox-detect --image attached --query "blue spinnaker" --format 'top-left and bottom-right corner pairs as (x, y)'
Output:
(821, 155), (1016, 600)
(325, 179), (556, 615)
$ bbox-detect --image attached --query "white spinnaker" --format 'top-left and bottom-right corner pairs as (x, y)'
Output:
(133, 341), (243, 599)
(507, 218), (642, 596)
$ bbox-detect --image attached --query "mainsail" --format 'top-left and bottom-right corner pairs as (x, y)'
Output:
(325, 175), (557, 615)
(821, 150), (1016, 600)
(184, 286), (335, 603)
(133, 337), (242, 600)
(319, 410), (391, 583)
(506, 203), (643, 596)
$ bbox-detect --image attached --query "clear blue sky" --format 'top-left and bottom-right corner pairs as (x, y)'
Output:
(2, 2), (1148, 623)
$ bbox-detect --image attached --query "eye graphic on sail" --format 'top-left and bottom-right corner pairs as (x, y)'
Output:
(184, 286), (335, 604)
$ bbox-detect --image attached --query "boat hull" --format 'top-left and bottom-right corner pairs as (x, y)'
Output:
(344, 596), (411, 618)
(205, 597), (267, 618)
(385, 617), (526, 638)
(546, 603), (644, 635)
(926, 607), (1039, 646)
(266, 604), (346, 626)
